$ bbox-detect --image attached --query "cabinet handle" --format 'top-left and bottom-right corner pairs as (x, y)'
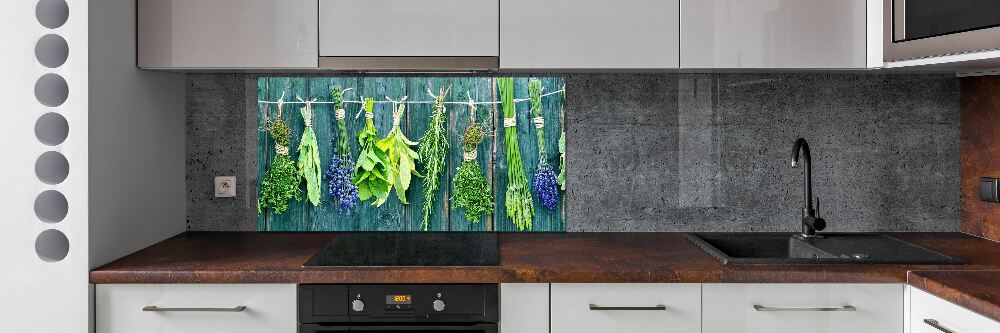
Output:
(143, 306), (247, 312)
(923, 319), (955, 333)
(753, 304), (856, 312)
(589, 304), (667, 311)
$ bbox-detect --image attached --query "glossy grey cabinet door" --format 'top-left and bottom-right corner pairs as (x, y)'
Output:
(138, 0), (318, 69)
(501, 0), (680, 69)
(680, 0), (875, 69)
(319, 0), (499, 57)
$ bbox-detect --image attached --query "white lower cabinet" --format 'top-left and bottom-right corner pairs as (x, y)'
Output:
(551, 283), (701, 333)
(500, 284), (550, 333)
(96, 284), (297, 333)
(702, 284), (903, 333)
(910, 287), (1000, 333)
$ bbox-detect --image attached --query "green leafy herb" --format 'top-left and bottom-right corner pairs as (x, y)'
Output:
(417, 86), (451, 230)
(498, 77), (534, 230)
(353, 98), (393, 206)
(376, 98), (422, 204)
(258, 104), (301, 215)
(452, 104), (493, 222)
(297, 101), (322, 206)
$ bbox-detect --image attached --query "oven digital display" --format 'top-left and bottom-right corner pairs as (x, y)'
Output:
(386, 295), (412, 304)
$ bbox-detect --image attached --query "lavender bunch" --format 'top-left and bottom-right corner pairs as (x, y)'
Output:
(533, 163), (559, 210)
(528, 79), (559, 210)
(324, 86), (359, 215)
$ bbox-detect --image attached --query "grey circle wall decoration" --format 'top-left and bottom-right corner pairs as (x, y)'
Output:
(35, 73), (69, 107)
(36, 0), (69, 29)
(34, 190), (68, 223)
(35, 112), (69, 146)
(35, 34), (69, 68)
(35, 229), (70, 262)
(35, 151), (69, 185)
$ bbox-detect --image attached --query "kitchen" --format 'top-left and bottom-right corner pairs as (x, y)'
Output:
(3, 0), (1000, 332)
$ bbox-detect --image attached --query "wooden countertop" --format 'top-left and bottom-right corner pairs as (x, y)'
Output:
(908, 270), (1000, 322)
(90, 232), (1000, 284)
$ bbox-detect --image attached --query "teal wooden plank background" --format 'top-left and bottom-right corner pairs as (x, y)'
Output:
(257, 77), (565, 232)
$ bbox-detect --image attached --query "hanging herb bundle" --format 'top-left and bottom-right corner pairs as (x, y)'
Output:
(417, 86), (451, 230)
(297, 100), (323, 206)
(324, 86), (359, 215)
(528, 79), (559, 210)
(353, 98), (392, 206)
(498, 77), (534, 230)
(452, 100), (493, 222)
(557, 87), (566, 190)
(558, 131), (566, 190)
(376, 97), (421, 204)
(258, 99), (301, 215)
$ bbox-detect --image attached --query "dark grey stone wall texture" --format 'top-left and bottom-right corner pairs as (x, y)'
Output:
(186, 73), (960, 232)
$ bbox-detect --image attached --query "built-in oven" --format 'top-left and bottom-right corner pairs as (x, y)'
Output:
(299, 284), (498, 333)
(884, 0), (1000, 61)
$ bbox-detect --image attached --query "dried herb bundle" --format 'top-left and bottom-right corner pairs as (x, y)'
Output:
(297, 101), (323, 206)
(452, 103), (493, 222)
(498, 77), (533, 230)
(417, 86), (451, 230)
(353, 98), (392, 206)
(528, 79), (559, 210)
(324, 86), (358, 215)
(258, 101), (301, 215)
(376, 98), (421, 204)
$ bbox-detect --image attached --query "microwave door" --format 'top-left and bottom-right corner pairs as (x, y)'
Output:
(895, 0), (1000, 42)
(885, 0), (1000, 61)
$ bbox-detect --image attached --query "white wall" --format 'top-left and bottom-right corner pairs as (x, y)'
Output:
(88, 0), (186, 270)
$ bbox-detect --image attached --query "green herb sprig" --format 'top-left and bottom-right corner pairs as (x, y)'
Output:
(452, 101), (493, 222)
(417, 86), (451, 230)
(376, 97), (421, 204)
(258, 100), (301, 215)
(353, 98), (393, 206)
(297, 100), (322, 206)
(498, 77), (534, 230)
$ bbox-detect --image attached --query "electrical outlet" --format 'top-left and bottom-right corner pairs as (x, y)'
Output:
(215, 176), (236, 198)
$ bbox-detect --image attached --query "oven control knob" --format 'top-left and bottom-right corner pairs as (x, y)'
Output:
(432, 299), (446, 312)
(351, 299), (365, 312)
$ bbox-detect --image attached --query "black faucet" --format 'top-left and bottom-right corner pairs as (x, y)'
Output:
(791, 138), (826, 237)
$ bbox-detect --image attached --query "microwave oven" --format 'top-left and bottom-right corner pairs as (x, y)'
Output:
(884, 0), (1000, 62)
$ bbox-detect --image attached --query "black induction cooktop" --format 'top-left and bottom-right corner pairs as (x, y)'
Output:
(303, 232), (500, 267)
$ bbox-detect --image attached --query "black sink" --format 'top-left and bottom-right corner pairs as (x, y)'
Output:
(686, 233), (965, 265)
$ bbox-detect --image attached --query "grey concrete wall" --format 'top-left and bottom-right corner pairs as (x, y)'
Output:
(186, 73), (960, 232)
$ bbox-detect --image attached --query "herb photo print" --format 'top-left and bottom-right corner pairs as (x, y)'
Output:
(256, 77), (566, 232)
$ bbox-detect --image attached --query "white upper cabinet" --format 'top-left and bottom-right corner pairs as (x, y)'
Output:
(138, 0), (318, 69)
(319, 0), (499, 58)
(501, 0), (681, 69)
(681, 0), (879, 69)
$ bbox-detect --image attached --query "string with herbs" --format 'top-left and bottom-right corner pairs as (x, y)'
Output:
(296, 98), (323, 206)
(353, 97), (393, 206)
(258, 97), (301, 215)
(528, 79), (559, 210)
(498, 77), (534, 230)
(452, 97), (493, 222)
(324, 86), (359, 215)
(417, 85), (451, 230)
(376, 96), (422, 204)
